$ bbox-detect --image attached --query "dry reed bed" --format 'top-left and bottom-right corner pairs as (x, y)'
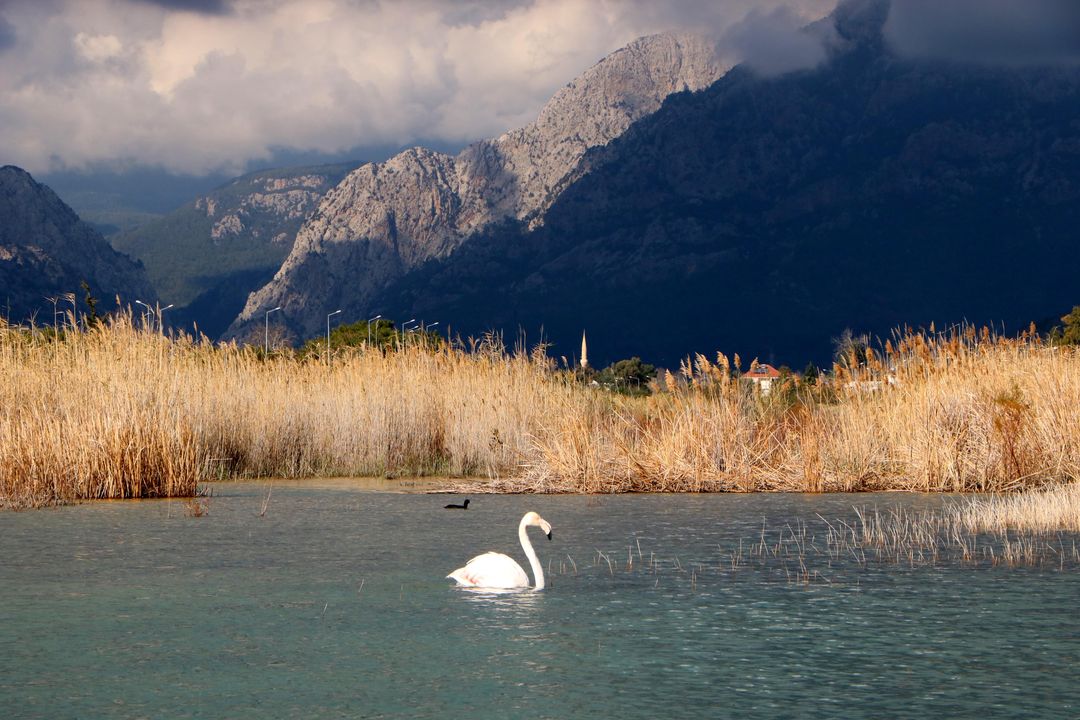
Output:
(3, 317), (1080, 508)
(522, 331), (1080, 494)
(0, 317), (584, 507)
(959, 481), (1080, 534)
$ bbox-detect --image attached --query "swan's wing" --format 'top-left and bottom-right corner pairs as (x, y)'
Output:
(447, 552), (530, 588)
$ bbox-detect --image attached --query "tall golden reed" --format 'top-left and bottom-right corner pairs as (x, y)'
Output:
(525, 327), (1080, 494)
(2, 315), (1079, 507)
(0, 314), (580, 507)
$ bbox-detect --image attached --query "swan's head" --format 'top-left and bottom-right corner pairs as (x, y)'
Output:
(523, 511), (553, 540)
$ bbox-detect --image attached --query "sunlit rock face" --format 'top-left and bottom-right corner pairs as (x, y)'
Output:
(111, 164), (360, 339)
(226, 33), (727, 343)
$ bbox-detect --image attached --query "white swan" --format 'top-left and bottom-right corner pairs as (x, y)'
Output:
(447, 511), (553, 590)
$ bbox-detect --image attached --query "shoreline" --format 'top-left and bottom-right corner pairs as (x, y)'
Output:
(218, 476), (972, 495)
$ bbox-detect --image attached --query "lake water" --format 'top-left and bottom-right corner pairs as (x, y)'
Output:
(2, 482), (1078, 719)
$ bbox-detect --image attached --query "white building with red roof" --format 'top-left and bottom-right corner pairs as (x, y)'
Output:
(743, 363), (782, 395)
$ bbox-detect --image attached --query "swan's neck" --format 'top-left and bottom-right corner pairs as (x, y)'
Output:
(519, 518), (545, 590)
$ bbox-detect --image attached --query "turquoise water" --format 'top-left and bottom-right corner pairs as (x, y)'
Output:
(2, 484), (1078, 719)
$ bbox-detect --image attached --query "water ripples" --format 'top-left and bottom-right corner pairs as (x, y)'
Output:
(1, 487), (1078, 718)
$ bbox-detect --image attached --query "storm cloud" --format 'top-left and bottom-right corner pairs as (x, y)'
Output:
(0, 0), (835, 175)
(723, 5), (831, 76)
(128, 0), (232, 14)
(0, 14), (16, 52)
(885, 0), (1080, 65)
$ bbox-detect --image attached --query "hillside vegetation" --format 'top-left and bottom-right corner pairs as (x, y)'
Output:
(112, 162), (359, 338)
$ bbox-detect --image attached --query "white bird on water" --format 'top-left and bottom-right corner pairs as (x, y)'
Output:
(447, 511), (553, 590)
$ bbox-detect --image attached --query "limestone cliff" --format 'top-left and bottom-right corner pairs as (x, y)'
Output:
(227, 33), (726, 342)
(111, 163), (359, 338)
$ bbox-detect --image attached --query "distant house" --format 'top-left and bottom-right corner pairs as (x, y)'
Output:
(743, 363), (782, 395)
(844, 372), (900, 393)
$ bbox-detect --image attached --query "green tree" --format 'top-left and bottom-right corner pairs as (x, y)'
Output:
(1050, 306), (1080, 346)
(573, 363), (599, 385)
(597, 357), (657, 396)
(80, 280), (101, 328)
(301, 318), (443, 358)
(801, 362), (820, 386)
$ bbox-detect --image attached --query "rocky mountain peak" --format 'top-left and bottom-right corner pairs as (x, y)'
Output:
(1, 165), (156, 324)
(109, 162), (360, 339)
(227, 32), (727, 343)
(496, 32), (724, 224)
(2, 165), (80, 231)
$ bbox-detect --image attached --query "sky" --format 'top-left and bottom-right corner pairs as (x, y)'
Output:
(2, 0), (1077, 180)
(0, 0), (837, 177)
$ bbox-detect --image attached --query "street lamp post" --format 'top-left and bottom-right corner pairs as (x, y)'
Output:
(401, 319), (417, 350)
(45, 296), (59, 332)
(367, 314), (382, 348)
(265, 306), (282, 355)
(422, 321), (439, 348)
(157, 303), (174, 335)
(135, 300), (152, 331)
(327, 309), (342, 365)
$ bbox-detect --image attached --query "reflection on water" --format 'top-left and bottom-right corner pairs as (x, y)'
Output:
(1, 486), (1079, 719)
(458, 586), (544, 617)
(459, 587), (542, 599)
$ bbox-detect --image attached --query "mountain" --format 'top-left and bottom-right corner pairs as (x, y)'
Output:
(39, 167), (234, 237)
(369, 0), (1080, 367)
(0, 165), (156, 325)
(112, 163), (360, 338)
(225, 33), (727, 343)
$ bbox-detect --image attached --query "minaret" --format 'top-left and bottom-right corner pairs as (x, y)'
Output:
(580, 331), (589, 369)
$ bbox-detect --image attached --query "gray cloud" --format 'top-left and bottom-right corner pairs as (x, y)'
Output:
(0, 15), (15, 52)
(126, 0), (231, 14)
(885, 0), (1080, 65)
(723, 5), (831, 76)
(0, 0), (839, 175)
(435, 0), (534, 28)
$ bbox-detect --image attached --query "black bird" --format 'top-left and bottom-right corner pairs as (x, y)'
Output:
(444, 498), (470, 509)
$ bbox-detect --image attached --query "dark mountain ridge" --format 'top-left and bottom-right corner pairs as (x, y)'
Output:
(0, 165), (156, 325)
(375, 0), (1080, 368)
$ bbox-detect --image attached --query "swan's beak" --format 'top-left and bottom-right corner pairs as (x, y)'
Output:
(539, 519), (552, 540)
(547, 530), (553, 541)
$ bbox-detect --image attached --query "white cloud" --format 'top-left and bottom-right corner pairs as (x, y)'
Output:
(0, 0), (836, 175)
(74, 32), (124, 62)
